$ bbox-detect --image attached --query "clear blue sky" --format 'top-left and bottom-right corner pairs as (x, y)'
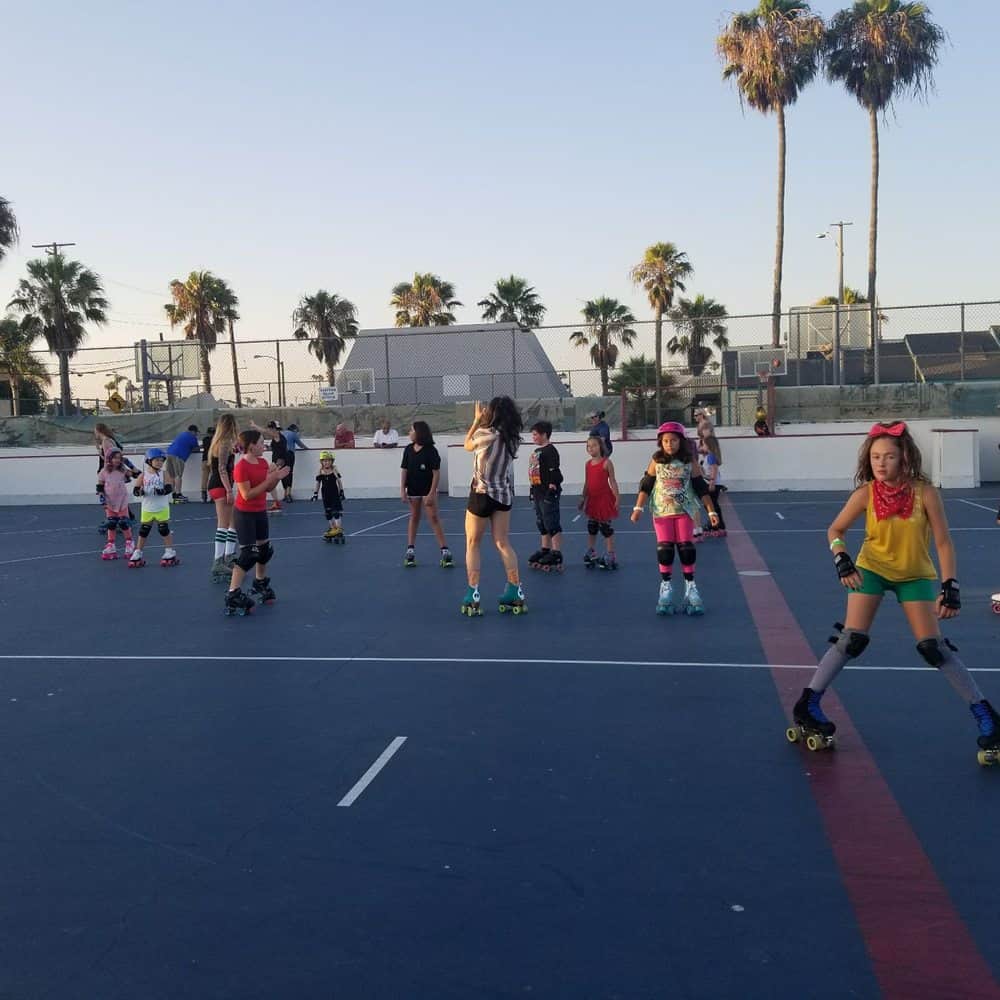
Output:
(3, 0), (998, 358)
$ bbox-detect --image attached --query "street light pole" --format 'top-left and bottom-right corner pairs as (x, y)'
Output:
(817, 221), (853, 304)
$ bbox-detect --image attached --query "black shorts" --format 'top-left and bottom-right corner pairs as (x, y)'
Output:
(467, 490), (512, 518)
(234, 508), (269, 548)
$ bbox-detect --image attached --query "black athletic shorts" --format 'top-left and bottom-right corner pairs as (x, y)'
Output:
(467, 490), (512, 518)
(234, 508), (269, 547)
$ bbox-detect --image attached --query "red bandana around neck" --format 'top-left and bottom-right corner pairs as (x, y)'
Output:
(871, 478), (914, 521)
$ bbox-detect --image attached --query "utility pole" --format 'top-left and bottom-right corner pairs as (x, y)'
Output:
(31, 241), (76, 257)
(829, 221), (852, 304)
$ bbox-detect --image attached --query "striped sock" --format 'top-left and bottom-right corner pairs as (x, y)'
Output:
(214, 531), (226, 559)
(225, 529), (237, 555)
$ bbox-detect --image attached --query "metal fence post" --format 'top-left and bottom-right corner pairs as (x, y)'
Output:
(140, 340), (150, 412)
(275, 340), (283, 407)
(833, 303), (842, 386)
(872, 300), (880, 386)
(384, 334), (391, 405)
(960, 302), (966, 381)
(512, 329), (518, 400)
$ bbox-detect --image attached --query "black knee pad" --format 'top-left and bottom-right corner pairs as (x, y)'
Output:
(599, 523), (614, 538)
(257, 541), (274, 565)
(138, 522), (152, 538)
(535, 514), (547, 536)
(105, 516), (120, 532)
(828, 623), (870, 659)
(235, 545), (258, 571)
(587, 519), (600, 536)
(157, 521), (170, 537)
(916, 636), (957, 668)
(677, 541), (696, 566)
(656, 541), (675, 566)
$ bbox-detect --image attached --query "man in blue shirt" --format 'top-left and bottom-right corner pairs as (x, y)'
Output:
(279, 423), (309, 502)
(164, 424), (200, 503)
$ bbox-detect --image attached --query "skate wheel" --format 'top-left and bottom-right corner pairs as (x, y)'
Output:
(498, 604), (507, 613)
(991, 596), (1000, 614)
(978, 750), (999, 766)
(786, 727), (800, 744)
(806, 735), (822, 752)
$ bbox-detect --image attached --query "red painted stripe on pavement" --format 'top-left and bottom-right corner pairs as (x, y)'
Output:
(724, 499), (1000, 1000)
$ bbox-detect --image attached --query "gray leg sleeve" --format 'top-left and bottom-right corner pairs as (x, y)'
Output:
(809, 626), (870, 692)
(917, 637), (984, 703)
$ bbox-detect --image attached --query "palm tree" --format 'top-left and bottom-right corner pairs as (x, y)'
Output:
(390, 273), (461, 327)
(629, 243), (693, 422)
(825, 1), (945, 341)
(668, 296), (730, 377)
(164, 271), (230, 394)
(292, 291), (360, 386)
(8, 255), (108, 414)
(477, 276), (546, 328)
(718, 1), (825, 346)
(609, 354), (677, 428)
(0, 316), (50, 416)
(570, 297), (638, 396)
(814, 286), (869, 305)
(211, 278), (242, 407)
(0, 197), (18, 264)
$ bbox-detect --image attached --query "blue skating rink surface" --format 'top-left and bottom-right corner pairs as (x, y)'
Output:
(2, 490), (999, 999)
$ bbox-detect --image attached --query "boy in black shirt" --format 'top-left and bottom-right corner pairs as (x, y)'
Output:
(527, 421), (564, 571)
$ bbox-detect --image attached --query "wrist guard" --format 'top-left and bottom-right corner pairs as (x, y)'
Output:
(940, 578), (961, 610)
(133, 484), (143, 497)
(834, 551), (857, 580)
(154, 483), (174, 496)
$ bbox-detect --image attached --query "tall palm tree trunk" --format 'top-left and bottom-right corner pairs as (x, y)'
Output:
(654, 304), (663, 424)
(326, 359), (336, 388)
(867, 107), (880, 353)
(771, 105), (787, 348)
(200, 342), (212, 395)
(59, 352), (72, 415)
(11, 381), (20, 418)
(228, 318), (242, 407)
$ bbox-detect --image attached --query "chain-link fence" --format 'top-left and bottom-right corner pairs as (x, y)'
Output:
(8, 300), (999, 423)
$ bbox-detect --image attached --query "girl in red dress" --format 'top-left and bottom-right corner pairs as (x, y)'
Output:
(579, 434), (620, 569)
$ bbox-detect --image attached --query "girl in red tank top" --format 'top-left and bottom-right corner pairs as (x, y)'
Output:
(579, 436), (620, 569)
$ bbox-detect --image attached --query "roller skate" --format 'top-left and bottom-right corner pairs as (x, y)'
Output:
(127, 549), (146, 569)
(323, 526), (337, 543)
(124, 540), (135, 558)
(404, 546), (416, 567)
(101, 542), (118, 561)
(210, 556), (229, 583)
(439, 547), (453, 567)
(201, 491), (209, 503)
(224, 588), (254, 617)
(596, 553), (618, 571)
(538, 551), (563, 573)
(160, 548), (180, 568)
(681, 580), (705, 616)
(693, 529), (704, 543)
(992, 592), (1000, 615)
(224, 552), (237, 569)
(787, 687), (837, 752)
(971, 699), (1000, 766)
(267, 500), (282, 514)
(171, 493), (189, 504)
(583, 547), (598, 569)
(498, 582), (527, 615)
(656, 580), (675, 616)
(331, 525), (345, 545)
(528, 548), (549, 570)
(460, 585), (482, 617)
(250, 576), (276, 605)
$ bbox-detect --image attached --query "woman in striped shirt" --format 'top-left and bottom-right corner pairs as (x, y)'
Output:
(461, 396), (526, 616)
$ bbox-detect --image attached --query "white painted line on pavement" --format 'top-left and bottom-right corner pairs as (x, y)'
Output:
(349, 512), (411, 536)
(337, 737), (407, 807)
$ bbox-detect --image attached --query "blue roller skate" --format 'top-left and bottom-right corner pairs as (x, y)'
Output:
(461, 585), (482, 617)
(681, 580), (705, 616)
(656, 580), (675, 616)
(787, 686), (836, 752)
(971, 699), (1000, 766)
(498, 582), (527, 615)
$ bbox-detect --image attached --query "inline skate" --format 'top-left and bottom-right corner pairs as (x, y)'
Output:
(439, 547), (453, 567)
(787, 686), (837, 752)
(498, 582), (528, 615)
(656, 580), (675, 616)
(250, 576), (276, 605)
(224, 588), (255, 617)
(461, 585), (482, 617)
(680, 580), (704, 616)
(537, 551), (563, 573)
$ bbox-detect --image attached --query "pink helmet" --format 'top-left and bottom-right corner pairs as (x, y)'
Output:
(657, 421), (687, 436)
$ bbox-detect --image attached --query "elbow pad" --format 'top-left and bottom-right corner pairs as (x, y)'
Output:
(692, 476), (710, 498)
(638, 474), (655, 495)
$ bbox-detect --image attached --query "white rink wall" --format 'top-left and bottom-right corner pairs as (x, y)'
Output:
(0, 419), (996, 505)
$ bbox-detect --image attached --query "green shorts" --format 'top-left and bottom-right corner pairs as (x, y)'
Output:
(856, 567), (936, 603)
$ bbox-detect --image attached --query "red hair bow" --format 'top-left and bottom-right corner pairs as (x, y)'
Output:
(868, 421), (906, 438)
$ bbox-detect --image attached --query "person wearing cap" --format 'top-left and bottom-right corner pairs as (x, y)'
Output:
(164, 424), (200, 503)
(588, 411), (612, 456)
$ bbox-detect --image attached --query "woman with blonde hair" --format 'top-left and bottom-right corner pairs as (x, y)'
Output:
(207, 413), (240, 582)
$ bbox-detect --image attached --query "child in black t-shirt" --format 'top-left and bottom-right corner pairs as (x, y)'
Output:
(312, 451), (346, 542)
(527, 420), (563, 571)
(400, 421), (453, 567)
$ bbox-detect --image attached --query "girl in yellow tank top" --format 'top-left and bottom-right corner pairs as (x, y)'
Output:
(787, 421), (1000, 763)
